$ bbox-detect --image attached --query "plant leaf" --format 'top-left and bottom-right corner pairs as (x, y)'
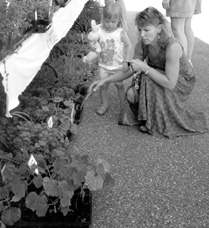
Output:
(43, 177), (59, 197)
(35, 195), (49, 217)
(33, 175), (43, 189)
(97, 158), (110, 172)
(52, 148), (65, 157)
(11, 195), (22, 202)
(1, 207), (21, 226)
(53, 97), (63, 103)
(0, 152), (13, 159)
(0, 186), (10, 200)
(25, 192), (39, 212)
(69, 124), (78, 135)
(72, 171), (85, 186)
(10, 178), (27, 200)
(96, 163), (105, 177)
(58, 180), (74, 207)
(60, 206), (69, 216)
(85, 170), (104, 191)
(60, 191), (74, 208)
(2, 163), (16, 181)
(42, 106), (50, 112)
(17, 163), (29, 176)
(25, 192), (49, 217)
(38, 140), (47, 146)
(103, 172), (115, 189)
(57, 180), (68, 194)
(0, 221), (6, 228)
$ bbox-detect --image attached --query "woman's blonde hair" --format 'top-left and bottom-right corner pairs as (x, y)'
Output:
(102, 0), (128, 31)
(135, 7), (173, 38)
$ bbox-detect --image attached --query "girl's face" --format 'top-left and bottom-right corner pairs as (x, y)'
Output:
(103, 17), (119, 32)
(138, 24), (161, 45)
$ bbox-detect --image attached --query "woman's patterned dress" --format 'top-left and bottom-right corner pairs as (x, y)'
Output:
(121, 37), (208, 138)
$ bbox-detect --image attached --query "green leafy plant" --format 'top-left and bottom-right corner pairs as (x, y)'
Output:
(0, 1), (111, 225)
(0, 97), (115, 226)
(71, 0), (101, 34)
(0, 142), (114, 226)
(0, 0), (58, 60)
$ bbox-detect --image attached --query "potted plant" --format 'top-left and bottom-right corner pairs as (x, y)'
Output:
(0, 2), (109, 225)
(0, 95), (114, 227)
(0, 0), (59, 60)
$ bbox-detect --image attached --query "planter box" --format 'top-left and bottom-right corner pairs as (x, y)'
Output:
(7, 188), (92, 228)
(74, 103), (84, 125)
(33, 19), (52, 33)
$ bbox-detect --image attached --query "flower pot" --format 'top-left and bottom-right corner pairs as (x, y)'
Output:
(54, 0), (68, 7)
(6, 188), (92, 228)
(33, 19), (51, 33)
(74, 103), (84, 125)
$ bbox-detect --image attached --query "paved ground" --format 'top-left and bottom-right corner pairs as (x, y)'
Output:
(69, 12), (209, 228)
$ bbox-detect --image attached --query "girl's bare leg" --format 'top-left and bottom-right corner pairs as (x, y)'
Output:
(97, 83), (109, 115)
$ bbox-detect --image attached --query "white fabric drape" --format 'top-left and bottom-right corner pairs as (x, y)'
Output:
(0, 0), (88, 117)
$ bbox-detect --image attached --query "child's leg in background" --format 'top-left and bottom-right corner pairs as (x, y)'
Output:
(97, 67), (109, 115)
(113, 69), (126, 106)
(113, 69), (125, 123)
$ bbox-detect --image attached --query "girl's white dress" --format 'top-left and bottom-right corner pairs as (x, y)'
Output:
(98, 25), (124, 71)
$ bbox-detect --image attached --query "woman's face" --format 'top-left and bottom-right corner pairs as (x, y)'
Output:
(138, 24), (161, 45)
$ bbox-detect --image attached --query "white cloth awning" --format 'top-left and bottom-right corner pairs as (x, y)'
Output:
(0, 0), (88, 117)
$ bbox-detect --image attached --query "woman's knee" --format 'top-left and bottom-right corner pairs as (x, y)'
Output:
(126, 87), (138, 103)
(115, 82), (124, 90)
(184, 17), (192, 33)
(100, 83), (109, 90)
(171, 18), (185, 34)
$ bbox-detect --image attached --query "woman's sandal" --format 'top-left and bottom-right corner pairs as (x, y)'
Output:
(96, 105), (108, 115)
(137, 125), (150, 134)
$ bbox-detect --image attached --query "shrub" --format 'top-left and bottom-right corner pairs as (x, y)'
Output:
(0, 0), (58, 60)
(71, 0), (101, 34)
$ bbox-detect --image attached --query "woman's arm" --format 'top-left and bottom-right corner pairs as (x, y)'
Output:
(131, 42), (182, 90)
(133, 40), (144, 60)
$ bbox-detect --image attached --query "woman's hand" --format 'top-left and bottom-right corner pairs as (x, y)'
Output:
(130, 59), (146, 73)
(162, 0), (170, 10)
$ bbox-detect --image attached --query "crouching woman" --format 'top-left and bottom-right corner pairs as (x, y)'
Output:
(90, 7), (208, 138)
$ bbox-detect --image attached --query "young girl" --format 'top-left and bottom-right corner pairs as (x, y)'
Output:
(94, 0), (132, 118)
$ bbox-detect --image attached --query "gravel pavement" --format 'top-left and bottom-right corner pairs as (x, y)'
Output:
(69, 12), (209, 228)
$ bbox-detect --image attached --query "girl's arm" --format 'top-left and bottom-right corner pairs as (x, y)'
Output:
(89, 39), (141, 91)
(90, 69), (134, 92)
(131, 42), (183, 90)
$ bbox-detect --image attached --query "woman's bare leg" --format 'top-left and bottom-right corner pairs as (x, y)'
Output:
(185, 17), (194, 61)
(170, 17), (187, 55)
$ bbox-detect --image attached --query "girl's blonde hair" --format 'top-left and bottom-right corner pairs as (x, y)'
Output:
(102, 0), (128, 31)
